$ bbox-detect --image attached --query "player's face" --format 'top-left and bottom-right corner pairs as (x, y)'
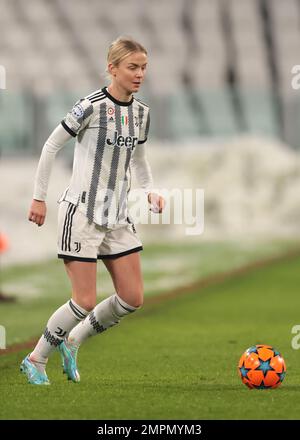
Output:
(112, 51), (147, 95)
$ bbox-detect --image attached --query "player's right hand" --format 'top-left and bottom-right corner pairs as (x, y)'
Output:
(28, 199), (47, 227)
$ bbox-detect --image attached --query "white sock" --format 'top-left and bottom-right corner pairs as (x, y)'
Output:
(68, 293), (139, 346)
(30, 299), (89, 369)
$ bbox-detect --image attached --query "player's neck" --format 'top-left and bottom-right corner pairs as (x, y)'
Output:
(107, 84), (132, 103)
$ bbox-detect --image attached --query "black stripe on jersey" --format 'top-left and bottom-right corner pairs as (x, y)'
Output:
(89, 96), (105, 103)
(138, 105), (145, 126)
(145, 111), (150, 138)
(134, 97), (150, 108)
(86, 90), (104, 99)
(117, 105), (134, 221)
(101, 104), (121, 226)
(61, 120), (77, 137)
(137, 105), (149, 144)
(90, 90), (105, 97)
(89, 95), (106, 104)
(127, 104), (135, 144)
(87, 102), (107, 223)
(88, 92), (105, 101)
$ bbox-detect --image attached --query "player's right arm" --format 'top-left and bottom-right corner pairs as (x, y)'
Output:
(29, 98), (94, 227)
(28, 124), (72, 226)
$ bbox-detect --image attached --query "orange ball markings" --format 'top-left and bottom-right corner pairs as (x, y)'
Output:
(238, 344), (286, 390)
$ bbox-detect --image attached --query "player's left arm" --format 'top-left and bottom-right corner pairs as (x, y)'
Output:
(133, 108), (165, 213)
(130, 143), (165, 214)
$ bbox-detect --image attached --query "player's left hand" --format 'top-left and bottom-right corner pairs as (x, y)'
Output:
(148, 192), (165, 213)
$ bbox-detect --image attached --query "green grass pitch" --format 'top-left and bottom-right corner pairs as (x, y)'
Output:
(0, 241), (300, 419)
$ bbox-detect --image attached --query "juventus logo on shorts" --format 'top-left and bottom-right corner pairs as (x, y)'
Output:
(74, 242), (81, 253)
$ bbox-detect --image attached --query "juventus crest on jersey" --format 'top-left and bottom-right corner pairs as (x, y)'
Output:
(60, 87), (150, 228)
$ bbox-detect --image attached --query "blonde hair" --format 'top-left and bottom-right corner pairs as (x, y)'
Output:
(106, 36), (147, 75)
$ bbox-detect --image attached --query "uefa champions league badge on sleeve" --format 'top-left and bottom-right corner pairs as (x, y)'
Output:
(72, 103), (85, 119)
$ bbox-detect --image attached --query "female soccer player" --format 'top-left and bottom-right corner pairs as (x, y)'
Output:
(20, 37), (165, 385)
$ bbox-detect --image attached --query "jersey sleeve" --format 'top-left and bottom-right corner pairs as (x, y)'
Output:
(138, 108), (150, 144)
(61, 97), (94, 137)
(130, 142), (153, 194)
(33, 124), (73, 201)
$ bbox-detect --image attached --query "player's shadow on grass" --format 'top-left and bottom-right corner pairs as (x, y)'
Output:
(139, 383), (243, 391)
(191, 384), (243, 391)
(151, 383), (300, 392)
(192, 384), (300, 392)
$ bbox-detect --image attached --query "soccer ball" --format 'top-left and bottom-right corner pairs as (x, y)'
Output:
(238, 344), (286, 389)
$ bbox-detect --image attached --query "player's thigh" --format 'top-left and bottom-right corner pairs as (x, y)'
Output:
(103, 252), (143, 308)
(64, 260), (97, 311)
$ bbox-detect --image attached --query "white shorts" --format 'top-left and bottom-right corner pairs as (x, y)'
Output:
(57, 201), (143, 262)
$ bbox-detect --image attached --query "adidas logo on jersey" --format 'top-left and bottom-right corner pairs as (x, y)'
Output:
(106, 130), (138, 149)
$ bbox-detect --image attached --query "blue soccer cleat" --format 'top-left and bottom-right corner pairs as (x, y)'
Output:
(20, 355), (50, 385)
(58, 340), (80, 383)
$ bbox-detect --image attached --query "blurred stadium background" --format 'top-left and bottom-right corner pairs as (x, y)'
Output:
(1, 0), (300, 421)
(1, 0), (300, 267)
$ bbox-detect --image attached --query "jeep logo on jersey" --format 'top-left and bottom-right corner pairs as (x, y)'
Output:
(106, 130), (138, 149)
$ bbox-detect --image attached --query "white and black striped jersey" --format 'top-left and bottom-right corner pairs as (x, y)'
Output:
(34, 87), (152, 228)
